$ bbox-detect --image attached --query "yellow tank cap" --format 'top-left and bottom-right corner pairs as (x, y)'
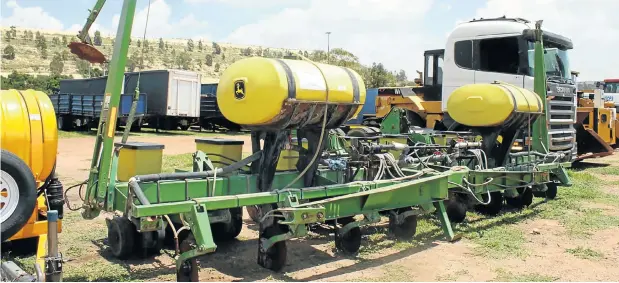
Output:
(446, 82), (543, 127)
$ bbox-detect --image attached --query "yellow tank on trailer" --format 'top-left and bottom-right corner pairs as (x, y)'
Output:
(1, 89), (58, 186)
(446, 82), (543, 127)
(217, 57), (366, 130)
(1, 89), (62, 244)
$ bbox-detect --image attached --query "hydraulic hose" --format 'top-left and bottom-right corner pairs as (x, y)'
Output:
(126, 151), (263, 205)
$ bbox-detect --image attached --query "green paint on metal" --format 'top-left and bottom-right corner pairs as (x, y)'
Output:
(380, 108), (403, 135)
(436, 201), (460, 242)
(531, 21), (550, 154)
(185, 205), (216, 252)
(260, 231), (294, 252)
(77, 0), (106, 45)
(84, 0), (137, 219)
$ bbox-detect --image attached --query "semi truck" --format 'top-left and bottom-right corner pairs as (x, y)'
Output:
(353, 17), (579, 162)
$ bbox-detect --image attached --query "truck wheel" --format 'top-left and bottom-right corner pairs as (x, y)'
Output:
(1, 150), (37, 242)
(57, 116), (73, 131)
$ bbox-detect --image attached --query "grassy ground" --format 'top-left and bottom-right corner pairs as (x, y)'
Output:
(3, 152), (619, 281)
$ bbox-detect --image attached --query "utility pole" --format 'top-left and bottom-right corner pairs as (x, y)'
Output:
(325, 31), (331, 64)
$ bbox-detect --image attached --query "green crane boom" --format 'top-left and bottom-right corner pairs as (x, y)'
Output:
(74, 0), (138, 219)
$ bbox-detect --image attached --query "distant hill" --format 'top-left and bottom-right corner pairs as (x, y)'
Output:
(1, 26), (305, 83)
(1, 26), (411, 87)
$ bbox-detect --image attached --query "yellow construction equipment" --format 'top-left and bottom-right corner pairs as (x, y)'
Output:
(572, 71), (616, 161)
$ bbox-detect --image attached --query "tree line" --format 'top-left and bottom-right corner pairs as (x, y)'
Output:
(1, 71), (72, 94)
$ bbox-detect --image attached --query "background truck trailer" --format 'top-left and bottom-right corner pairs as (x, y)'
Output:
(198, 83), (242, 132)
(57, 77), (147, 131)
(123, 69), (201, 130)
(49, 93), (147, 131)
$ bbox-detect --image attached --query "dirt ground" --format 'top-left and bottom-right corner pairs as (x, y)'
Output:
(27, 134), (619, 281)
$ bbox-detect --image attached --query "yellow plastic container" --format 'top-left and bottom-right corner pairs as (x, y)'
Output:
(195, 138), (244, 167)
(277, 149), (300, 171)
(115, 142), (164, 181)
(217, 57), (366, 129)
(446, 82), (543, 127)
(1, 89), (58, 186)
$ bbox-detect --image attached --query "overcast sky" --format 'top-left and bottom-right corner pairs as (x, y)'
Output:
(1, 0), (617, 81)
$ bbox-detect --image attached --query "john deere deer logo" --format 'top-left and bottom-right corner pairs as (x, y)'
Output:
(234, 80), (245, 100)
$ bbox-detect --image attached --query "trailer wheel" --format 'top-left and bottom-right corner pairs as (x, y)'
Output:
(107, 216), (136, 259)
(177, 232), (199, 282)
(57, 116), (73, 131)
(474, 191), (503, 216)
(334, 217), (361, 254)
(212, 207), (243, 242)
(1, 150), (37, 242)
(505, 188), (533, 209)
(257, 225), (287, 271)
(135, 228), (164, 258)
(545, 182), (558, 200)
(445, 193), (468, 223)
(389, 209), (418, 239)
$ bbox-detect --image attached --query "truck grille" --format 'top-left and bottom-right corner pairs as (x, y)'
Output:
(547, 82), (577, 161)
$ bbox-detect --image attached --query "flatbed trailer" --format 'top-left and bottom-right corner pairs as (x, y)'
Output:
(49, 92), (147, 131)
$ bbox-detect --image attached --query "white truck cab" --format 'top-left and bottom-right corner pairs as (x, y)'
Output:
(422, 17), (577, 154)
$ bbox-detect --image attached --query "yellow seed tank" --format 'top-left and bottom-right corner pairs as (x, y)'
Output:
(1, 89), (58, 186)
(446, 82), (543, 127)
(217, 57), (366, 130)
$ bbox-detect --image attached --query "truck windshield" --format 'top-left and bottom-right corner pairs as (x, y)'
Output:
(605, 82), (619, 93)
(527, 45), (571, 82)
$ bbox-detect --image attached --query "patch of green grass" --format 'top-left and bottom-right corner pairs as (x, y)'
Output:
(467, 223), (528, 259)
(566, 246), (604, 260)
(534, 170), (619, 237)
(451, 208), (536, 259)
(357, 216), (443, 257)
(565, 208), (619, 237)
(493, 268), (558, 282)
(590, 166), (619, 176)
(62, 259), (132, 282)
(162, 153), (193, 172)
(58, 130), (92, 138)
(11, 256), (36, 274)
